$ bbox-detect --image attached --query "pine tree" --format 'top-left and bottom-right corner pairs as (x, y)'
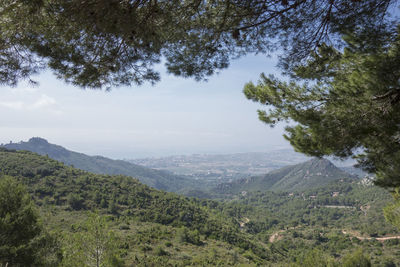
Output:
(61, 213), (123, 267)
(0, 0), (396, 88)
(244, 26), (400, 189)
(0, 176), (61, 266)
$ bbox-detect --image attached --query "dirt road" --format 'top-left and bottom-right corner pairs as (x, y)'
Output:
(342, 230), (400, 241)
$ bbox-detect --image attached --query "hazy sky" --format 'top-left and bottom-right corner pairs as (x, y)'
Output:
(0, 54), (292, 159)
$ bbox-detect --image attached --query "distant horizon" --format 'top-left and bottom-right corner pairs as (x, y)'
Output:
(3, 136), (296, 160)
(0, 54), (294, 159)
(3, 136), (360, 168)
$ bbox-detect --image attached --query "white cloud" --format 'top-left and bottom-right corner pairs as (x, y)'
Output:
(29, 94), (56, 109)
(0, 94), (58, 112)
(0, 101), (24, 110)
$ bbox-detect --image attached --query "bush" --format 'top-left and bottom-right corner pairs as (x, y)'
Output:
(67, 193), (85, 210)
(341, 249), (371, 267)
(176, 227), (202, 245)
(154, 246), (169, 256)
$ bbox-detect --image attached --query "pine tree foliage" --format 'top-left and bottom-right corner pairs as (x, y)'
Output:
(0, 176), (61, 266)
(244, 26), (400, 189)
(0, 0), (396, 88)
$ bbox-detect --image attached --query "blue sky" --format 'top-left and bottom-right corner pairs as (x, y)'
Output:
(0, 54), (292, 159)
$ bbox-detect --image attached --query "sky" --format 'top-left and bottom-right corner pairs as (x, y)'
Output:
(0, 54), (293, 159)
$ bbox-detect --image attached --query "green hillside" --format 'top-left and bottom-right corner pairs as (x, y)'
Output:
(0, 148), (274, 265)
(225, 180), (400, 266)
(215, 158), (355, 195)
(0, 148), (234, 235)
(2, 138), (198, 192)
(1, 148), (399, 266)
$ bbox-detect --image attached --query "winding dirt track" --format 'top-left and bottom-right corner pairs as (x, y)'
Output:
(342, 230), (400, 242)
(268, 228), (400, 243)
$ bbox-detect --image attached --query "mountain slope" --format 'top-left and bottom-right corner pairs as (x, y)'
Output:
(2, 137), (197, 192)
(0, 148), (398, 266)
(215, 158), (356, 194)
(0, 148), (272, 264)
(0, 148), (218, 227)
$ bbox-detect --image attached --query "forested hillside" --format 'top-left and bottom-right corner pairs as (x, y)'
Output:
(2, 138), (198, 192)
(215, 158), (356, 195)
(0, 148), (274, 265)
(1, 148), (399, 266)
(218, 179), (400, 265)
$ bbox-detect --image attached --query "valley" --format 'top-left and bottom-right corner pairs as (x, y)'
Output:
(1, 138), (400, 266)
(129, 150), (309, 185)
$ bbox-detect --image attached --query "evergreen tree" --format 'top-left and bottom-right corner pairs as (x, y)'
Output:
(61, 213), (123, 267)
(0, 0), (396, 88)
(244, 26), (400, 189)
(0, 176), (61, 266)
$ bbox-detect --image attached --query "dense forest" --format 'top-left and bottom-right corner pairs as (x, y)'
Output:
(1, 148), (399, 266)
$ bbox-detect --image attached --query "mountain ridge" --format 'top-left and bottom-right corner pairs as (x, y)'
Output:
(214, 158), (357, 194)
(2, 137), (197, 192)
